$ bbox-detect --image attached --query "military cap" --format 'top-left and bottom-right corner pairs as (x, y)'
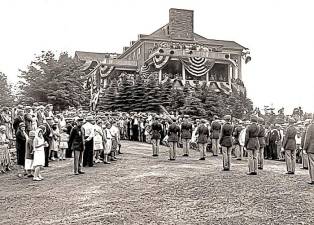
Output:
(17, 105), (24, 109)
(250, 116), (258, 123)
(1, 107), (9, 112)
(258, 117), (265, 123)
(200, 119), (207, 123)
(77, 118), (84, 122)
(183, 115), (190, 118)
(288, 118), (295, 124)
(46, 117), (53, 120)
(213, 115), (219, 120)
(224, 115), (231, 121)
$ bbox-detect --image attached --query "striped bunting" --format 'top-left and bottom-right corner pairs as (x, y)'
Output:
(99, 64), (114, 78)
(153, 55), (170, 69)
(181, 57), (215, 77)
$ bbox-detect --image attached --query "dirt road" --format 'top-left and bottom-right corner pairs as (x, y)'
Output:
(0, 141), (313, 225)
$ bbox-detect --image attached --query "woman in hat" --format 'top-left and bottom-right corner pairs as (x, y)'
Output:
(103, 122), (112, 164)
(16, 122), (27, 178)
(0, 125), (11, 173)
(93, 120), (104, 163)
(33, 128), (49, 181)
(0, 107), (13, 142)
(49, 123), (60, 161)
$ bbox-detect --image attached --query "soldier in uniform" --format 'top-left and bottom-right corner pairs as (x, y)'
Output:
(181, 115), (193, 157)
(301, 119), (311, 169)
(220, 115), (233, 171)
(304, 118), (314, 185)
(233, 121), (244, 160)
(210, 116), (221, 156)
(151, 116), (162, 157)
(167, 117), (180, 161)
(195, 119), (209, 160)
(257, 117), (266, 170)
(68, 118), (85, 175)
(245, 116), (260, 175)
(283, 118), (297, 174)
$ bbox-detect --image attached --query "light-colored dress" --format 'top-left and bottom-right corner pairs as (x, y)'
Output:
(33, 136), (45, 167)
(104, 128), (112, 155)
(94, 125), (104, 151)
(59, 133), (69, 149)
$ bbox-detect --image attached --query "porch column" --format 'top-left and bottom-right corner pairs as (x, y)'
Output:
(158, 69), (162, 83)
(234, 66), (239, 80)
(206, 71), (209, 84)
(228, 64), (232, 89)
(182, 64), (186, 85)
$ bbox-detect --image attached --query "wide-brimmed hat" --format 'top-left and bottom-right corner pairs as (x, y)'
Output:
(85, 116), (94, 121)
(224, 115), (231, 121)
(19, 122), (26, 127)
(251, 116), (258, 123)
(200, 119), (207, 123)
(29, 130), (36, 137)
(288, 118), (295, 124)
(0, 125), (6, 132)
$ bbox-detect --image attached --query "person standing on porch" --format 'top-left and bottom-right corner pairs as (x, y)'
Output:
(181, 115), (193, 157)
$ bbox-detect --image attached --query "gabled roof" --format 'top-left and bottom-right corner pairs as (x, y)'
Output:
(75, 51), (120, 62)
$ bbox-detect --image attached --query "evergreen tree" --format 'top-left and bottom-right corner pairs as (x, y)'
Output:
(98, 79), (118, 111)
(115, 79), (134, 112)
(132, 78), (146, 112)
(0, 72), (14, 107)
(144, 79), (162, 112)
(159, 82), (172, 110)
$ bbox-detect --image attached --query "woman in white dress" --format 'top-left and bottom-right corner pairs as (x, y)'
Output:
(93, 120), (104, 163)
(103, 123), (112, 164)
(32, 128), (48, 181)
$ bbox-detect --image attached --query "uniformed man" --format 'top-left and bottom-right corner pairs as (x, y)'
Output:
(210, 116), (221, 156)
(181, 115), (193, 157)
(283, 118), (297, 174)
(168, 117), (180, 160)
(304, 118), (314, 185)
(220, 115), (233, 171)
(257, 117), (266, 170)
(233, 121), (244, 160)
(245, 116), (260, 175)
(301, 119), (311, 169)
(151, 116), (162, 157)
(196, 119), (209, 160)
(82, 116), (95, 167)
(68, 118), (85, 175)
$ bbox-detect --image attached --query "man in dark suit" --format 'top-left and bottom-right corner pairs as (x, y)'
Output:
(220, 115), (233, 171)
(43, 117), (53, 167)
(195, 119), (209, 160)
(283, 118), (297, 174)
(301, 119), (311, 169)
(168, 117), (180, 160)
(210, 116), (221, 156)
(245, 116), (260, 175)
(304, 118), (314, 184)
(69, 118), (85, 175)
(181, 115), (193, 157)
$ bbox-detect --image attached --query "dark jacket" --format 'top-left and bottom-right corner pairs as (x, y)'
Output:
(245, 123), (260, 150)
(304, 123), (314, 154)
(258, 125), (266, 148)
(283, 125), (297, 151)
(168, 123), (180, 142)
(210, 121), (221, 139)
(13, 116), (24, 134)
(196, 125), (209, 144)
(16, 129), (27, 165)
(24, 113), (33, 132)
(220, 122), (233, 147)
(181, 122), (193, 139)
(151, 122), (162, 140)
(68, 125), (85, 152)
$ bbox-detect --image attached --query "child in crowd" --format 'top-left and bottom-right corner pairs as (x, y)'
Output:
(25, 130), (35, 177)
(0, 125), (11, 173)
(33, 128), (48, 181)
(50, 124), (60, 160)
(59, 128), (69, 160)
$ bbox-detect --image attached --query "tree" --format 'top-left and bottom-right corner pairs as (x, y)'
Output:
(0, 72), (14, 106)
(115, 79), (134, 112)
(132, 78), (146, 112)
(98, 79), (119, 111)
(144, 79), (162, 112)
(18, 51), (89, 111)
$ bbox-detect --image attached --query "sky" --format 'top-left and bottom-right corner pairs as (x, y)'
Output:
(0, 0), (313, 114)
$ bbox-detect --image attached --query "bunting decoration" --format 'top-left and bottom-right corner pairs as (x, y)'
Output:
(99, 64), (114, 78)
(217, 82), (231, 94)
(181, 57), (215, 77)
(153, 55), (170, 69)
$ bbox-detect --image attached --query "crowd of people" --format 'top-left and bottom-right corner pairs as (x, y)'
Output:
(0, 103), (313, 185)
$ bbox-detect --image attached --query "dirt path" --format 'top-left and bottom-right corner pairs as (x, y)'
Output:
(0, 141), (313, 225)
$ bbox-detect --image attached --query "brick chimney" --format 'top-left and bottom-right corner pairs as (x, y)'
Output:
(169, 8), (194, 40)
